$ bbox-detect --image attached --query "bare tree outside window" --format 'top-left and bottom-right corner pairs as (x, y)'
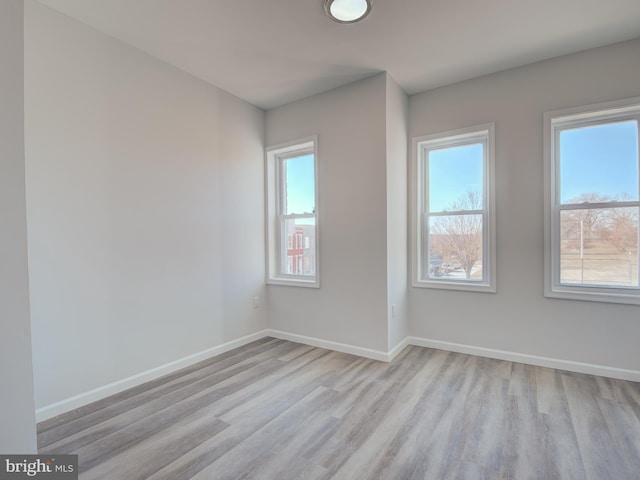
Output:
(429, 191), (483, 280)
(560, 193), (609, 249)
(601, 205), (639, 254)
(559, 192), (638, 286)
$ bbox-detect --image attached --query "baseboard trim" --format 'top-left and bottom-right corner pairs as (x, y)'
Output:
(266, 329), (390, 362)
(35, 330), (269, 422)
(36, 330), (640, 422)
(388, 337), (410, 361)
(407, 336), (640, 382)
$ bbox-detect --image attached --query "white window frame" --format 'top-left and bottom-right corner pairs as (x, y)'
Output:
(412, 124), (496, 292)
(265, 136), (319, 288)
(544, 98), (640, 305)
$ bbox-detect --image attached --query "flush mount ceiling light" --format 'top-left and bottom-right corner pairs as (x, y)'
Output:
(324, 0), (374, 24)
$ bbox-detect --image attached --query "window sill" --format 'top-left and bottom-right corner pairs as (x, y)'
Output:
(413, 279), (496, 293)
(545, 286), (640, 306)
(267, 277), (319, 288)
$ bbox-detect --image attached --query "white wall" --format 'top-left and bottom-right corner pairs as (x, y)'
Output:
(0, 0), (38, 453)
(24, 0), (266, 413)
(386, 75), (409, 352)
(409, 38), (640, 371)
(265, 74), (390, 353)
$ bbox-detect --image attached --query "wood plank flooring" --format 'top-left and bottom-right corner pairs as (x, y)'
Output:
(37, 338), (640, 479)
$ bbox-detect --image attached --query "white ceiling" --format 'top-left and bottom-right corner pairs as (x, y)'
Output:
(37, 0), (640, 110)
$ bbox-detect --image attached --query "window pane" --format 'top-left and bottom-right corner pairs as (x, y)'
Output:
(428, 214), (483, 281)
(560, 207), (638, 287)
(282, 218), (316, 276)
(428, 143), (483, 212)
(284, 154), (315, 214)
(559, 120), (639, 204)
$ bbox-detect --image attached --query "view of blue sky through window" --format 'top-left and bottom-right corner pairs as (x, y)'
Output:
(429, 143), (483, 212)
(426, 121), (639, 211)
(560, 120), (639, 203)
(284, 154), (315, 214)
(556, 118), (639, 289)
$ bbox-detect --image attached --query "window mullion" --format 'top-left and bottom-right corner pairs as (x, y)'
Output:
(283, 213), (315, 220)
(428, 209), (484, 217)
(559, 201), (639, 210)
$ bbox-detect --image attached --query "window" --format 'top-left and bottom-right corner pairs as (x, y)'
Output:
(412, 124), (496, 292)
(545, 99), (640, 304)
(265, 136), (319, 287)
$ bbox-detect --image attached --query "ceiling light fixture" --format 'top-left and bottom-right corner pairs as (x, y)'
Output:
(324, 0), (373, 24)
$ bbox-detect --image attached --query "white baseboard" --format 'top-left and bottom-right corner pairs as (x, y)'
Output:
(36, 330), (640, 422)
(388, 337), (410, 361)
(35, 330), (269, 422)
(266, 329), (391, 362)
(407, 336), (640, 382)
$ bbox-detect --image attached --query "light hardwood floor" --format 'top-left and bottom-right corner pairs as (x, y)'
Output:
(38, 338), (640, 479)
